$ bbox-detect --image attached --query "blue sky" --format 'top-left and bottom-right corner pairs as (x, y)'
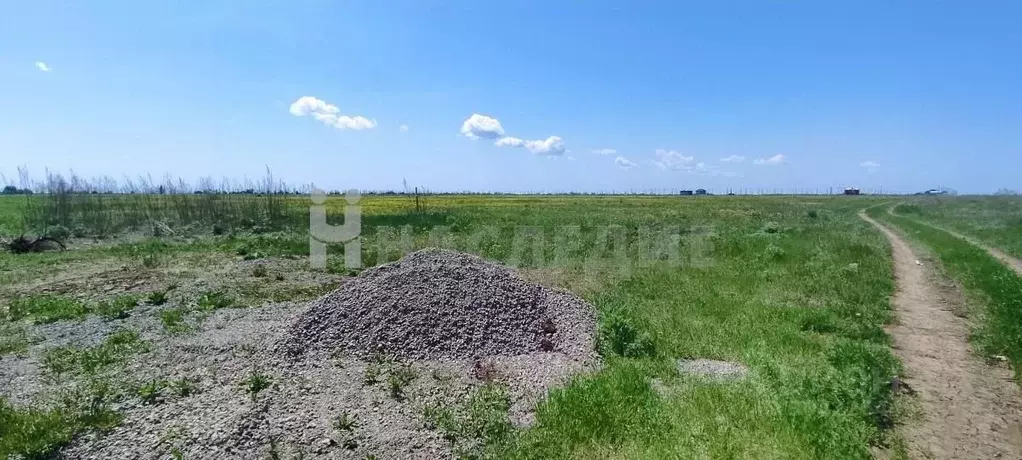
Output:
(1, 1), (1019, 194)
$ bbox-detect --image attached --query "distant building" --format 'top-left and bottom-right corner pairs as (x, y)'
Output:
(695, 188), (708, 195)
(679, 190), (694, 196)
(844, 188), (861, 195)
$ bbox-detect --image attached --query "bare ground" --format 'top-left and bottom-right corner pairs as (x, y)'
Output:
(860, 210), (1022, 459)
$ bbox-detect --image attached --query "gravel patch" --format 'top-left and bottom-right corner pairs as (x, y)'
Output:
(283, 248), (596, 362)
(37, 249), (600, 459)
(676, 359), (749, 380)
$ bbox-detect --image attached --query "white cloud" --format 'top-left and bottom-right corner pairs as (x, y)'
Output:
(615, 157), (636, 169)
(290, 96), (339, 116)
(653, 149), (696, 170)
(592, 148), (616, 156)
(720, 155), (745, 163)
(335, 115), (377, 130)
(524, 136), (566, 155)
(860, 161), (880, 172)
(753, 154), (786, 165)
(460, 113), (505, 139)
(495, 135), (567, 156)
(400, 124), (409, 133)
(495, 136), (525, 147)
(35, 61), (50, 72)
(289, 96), (376, 130)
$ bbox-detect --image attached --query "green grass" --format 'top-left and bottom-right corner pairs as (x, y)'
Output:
(0, 378), (122, 458)
(159, 307), (191, 333)
(873, 205), (1022, 375)
(893, 196), (1022, 258)
(6, 294), (89, 324)
(3, 293), (140, 324)
(41, 329), (149, 378)
(196, 290), (235, 310)
(94, 294), (140, 320)
(422, 383), (515, 459)
(0, 322), (33, 356)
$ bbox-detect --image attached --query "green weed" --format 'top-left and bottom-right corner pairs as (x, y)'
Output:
(242, 369), (272, 401)
(160, 307), (191, 333)
(422, 383), (514, 458)
(146, 290), (169, 305)
(334, 411), (358, 432)
(136, 379), (168, 405)
(197, 290), (234, 310)
(387, 364), (417, 400)
(598, 312), (656, 358)
(7, 294), (89, 324)
(0, 323), (33, 356)
(171, 377), (197, 397)
(94, 294), (139, 320)
(41, 329), (148, 377)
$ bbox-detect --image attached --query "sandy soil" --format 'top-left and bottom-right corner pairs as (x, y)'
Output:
(860, 210), (1022, 459)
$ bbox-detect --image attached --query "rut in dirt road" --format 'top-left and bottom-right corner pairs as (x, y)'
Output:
(860, 210), (1022, 459)
(889, 205), (1022, 277)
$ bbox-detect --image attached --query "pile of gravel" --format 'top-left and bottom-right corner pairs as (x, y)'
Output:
(283, 248), (595, 361)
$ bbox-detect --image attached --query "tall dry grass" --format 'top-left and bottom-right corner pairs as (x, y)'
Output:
(15, 169), (308, 237)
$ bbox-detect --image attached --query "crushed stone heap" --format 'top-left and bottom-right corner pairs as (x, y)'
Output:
(284, 248), (596, 360)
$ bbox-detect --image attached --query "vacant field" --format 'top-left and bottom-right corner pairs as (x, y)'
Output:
(1, 193), (906, 458)
(892, 196), (1022, 259)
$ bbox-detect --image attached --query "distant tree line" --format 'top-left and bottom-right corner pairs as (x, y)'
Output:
(1, 185), (33, 195)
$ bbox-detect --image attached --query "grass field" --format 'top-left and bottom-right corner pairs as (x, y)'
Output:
(891, 196), (1022, 259)
(0, 193), (908, 458)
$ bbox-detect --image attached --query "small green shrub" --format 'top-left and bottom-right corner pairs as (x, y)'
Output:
(252, 265), (268, 278)
(160, 308), (190, 333)
(170, 377), (197, 397)
(46, 225), (71, 240)
(146, 290), (169, 305)
(127, 240), (168, 268)
(242, 369), (272, 401)
(387, 365), (417, 400)
(598, 313), (656, 358)
(197, 290), (234, 310)
(807, 209), (819, 219)
(334, 411), (358, 432)
(363, 363), (382, 385)
(136, 379), (167, 405)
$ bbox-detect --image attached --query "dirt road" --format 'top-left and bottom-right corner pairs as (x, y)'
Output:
(860, 210), (1022, 459)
